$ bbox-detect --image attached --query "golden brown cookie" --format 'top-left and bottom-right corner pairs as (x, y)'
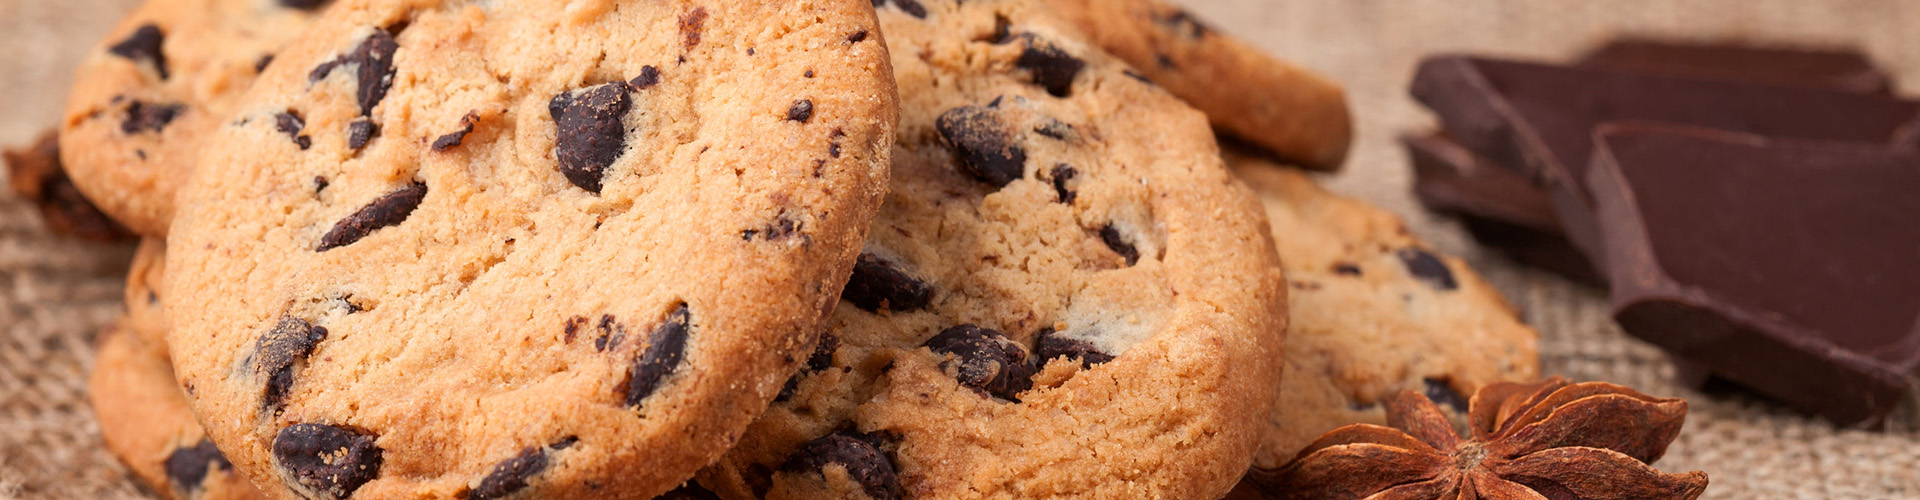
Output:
(1229, 151), (1540, 468)
(163, 0), (899, 498)
(60, 0), (333, 236)
(698, 0), (1287, 498)
(3, 130), (132, 241)
(89, 322), (268, 500)
(1046, 0), (1353, 170)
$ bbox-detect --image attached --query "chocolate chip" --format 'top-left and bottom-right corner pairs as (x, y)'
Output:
(308, 29), (398, 116)
(744, 214), (804, 241)
(936, 106), (1025, 188)
(254, 316), (328, 413)
(256, 54), (276, 72)
(1332, 262), (1362, 276)
(1100, 225), (1139, 266)
(873, 0), (926, 18)
(658, 482), (723, 500)
(272, 424), (381, 500)
(924, 324), (1034, 400)
(1424, 378), (1468, 413)
(1012, 35), (1084, 97)
(1033, 119), (1074, 140)
(563, 316), (588, 344)
(1035, 328), (1114, 368)
(431, 112), (478, 151)
(1155, 53), (1177, 70)
(847, 30), (869, 43)
(679, 7), (708, 50)
(1123, 70), (1154, 85)
(626, 304), (691, 408)
(806, 333), (838, 372)
(842, 253), (933, 313)
(471, 439), (573, 500)
(1155, 9), (1212, 39)
(275, 111), (312, 150)
(346, 118), (378, 151)
(108, 24), (168, 80)
(782, 433), (900, 500)
(828, 128), (845, 158)
(120, 101), (183, 134)
(787, 100), (814, 123)
(164, 439), (232, 494)
(1048, 164), (1076, 204)
(279, 0), (330, 10)
(316, 182), (427, 251)
(593, 314), (625, 351)
(1396, 248), (1458, 291)
(629, 65), (661, 89)
(550, 82), (633, 193)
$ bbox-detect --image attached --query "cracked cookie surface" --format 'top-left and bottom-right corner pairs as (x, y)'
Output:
(696, 1), (1286, 498)
(164, 0), (898, 498)
(61, 0), (334, 236)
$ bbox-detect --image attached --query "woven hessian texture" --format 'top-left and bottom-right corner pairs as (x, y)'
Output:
(2, 0), (1917, 498)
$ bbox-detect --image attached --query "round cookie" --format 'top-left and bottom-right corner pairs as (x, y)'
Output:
(163, 0), (899, 498)
(1044, 0), (1352, 170)
(1227, 151), (1540, 469)
(697, 1), (1287, 498)
(60, 0), (334, 236)
(89, 323), (267, 500)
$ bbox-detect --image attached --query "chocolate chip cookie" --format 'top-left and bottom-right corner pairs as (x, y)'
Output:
(163, 0), (898, 498)
(125, 237), (169, 356)
(1228, 151), (1539, 469)
(89, 322), (267, 500)
(3, 130), (132, 241)
(697, 1), (1287, 498)
(60, 0), (335, 236)
(1045, 0), (1353, 170)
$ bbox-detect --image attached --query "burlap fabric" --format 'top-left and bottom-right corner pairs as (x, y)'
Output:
(2, 0), (1917, 498)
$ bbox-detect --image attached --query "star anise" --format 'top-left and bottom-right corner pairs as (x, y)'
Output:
(1251, 376), (1708, 499)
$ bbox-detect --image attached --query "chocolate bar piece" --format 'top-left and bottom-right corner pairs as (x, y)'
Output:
(1578, 40), (1892, 94)
(1404, 133), (1604, 284)
(1411, 56), (1920, 269)
(1586, 123), (1920, 426)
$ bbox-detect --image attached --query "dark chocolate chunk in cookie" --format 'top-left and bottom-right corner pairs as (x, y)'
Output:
(550, 82), (634, 193)
(254, 316), (329, 413)
(630, 65), (661, 89)
(109, 24), (169, 80)
(317, 181), (427, 251)
(1396, 247), (1457, 291)
(842, 253), (934, 313)
(1048, 164), (1076, 204)
(873, 0), (926, 19)
(347, 117), (378, 151)
(1035, 328), (1114, 368)
(806, 333), (839, 372)
(470, 438), (575, 500)
(121, 101), (183, 135)
(1332, 262), (1362, 276)
(432, 112), (479, 151)
(308, 29), (399, 116)
(279, 0), (331, 10)
(782, 433), (901, 500)
(626, 304), (691, 408)
(275, 111), (312, 150)
(164, 439), (233, 494)
(272, 423), (382, 500)
(1100, 225), (1140, 266)
(924, 324), (1034, 400)
(936, 105), (1026, 187)
(1011, 34), (1084, 97)
(658, 482), (723, 500)
(787, 99), (814, 123)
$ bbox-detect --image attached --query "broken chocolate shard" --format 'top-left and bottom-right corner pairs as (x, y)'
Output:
(936, 105), (1026, 188)
(309, 29), (399, 116)
(432, 112), (478, 151)
(121, 101), (183, 134)
(1586, 124), (1920, 426)
(626, 304), (691, 408)
(1411, 55), (1920, 265)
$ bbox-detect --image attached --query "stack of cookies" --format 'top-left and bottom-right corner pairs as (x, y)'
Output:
(8, 0), (1541, 498)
